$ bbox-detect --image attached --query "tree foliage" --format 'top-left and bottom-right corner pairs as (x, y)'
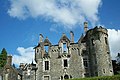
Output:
(0, 48), (7, 68)
(112, 53), (120, 75)
(116, 53), (120, 64)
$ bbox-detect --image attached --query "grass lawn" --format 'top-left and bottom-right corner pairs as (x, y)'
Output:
(67, 75), (120, 80)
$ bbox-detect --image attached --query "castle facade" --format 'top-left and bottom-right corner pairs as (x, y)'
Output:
(0, 22), (114, 80)
(32, 22), (113, 80)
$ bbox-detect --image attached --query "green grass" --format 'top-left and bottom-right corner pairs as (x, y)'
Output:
(67, 75), (120, 80)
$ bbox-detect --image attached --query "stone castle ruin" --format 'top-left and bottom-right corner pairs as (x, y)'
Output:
(0, 22), (114, 80)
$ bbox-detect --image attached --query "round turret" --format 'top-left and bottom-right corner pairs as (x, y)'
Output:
(86, 26), (113, 76)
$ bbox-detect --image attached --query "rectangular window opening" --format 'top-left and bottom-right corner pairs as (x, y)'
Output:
(103, 69), (105, 73)
(105, 37), (108, 45)
(84, 73), (89, 77)
(94, 54), (97, 64)
(84, 61), (88, 67)
(36, 49), (39, 53)
(91, 38), (95, 46)
(64, 59), (68, 67)
(44, 46), (49, 53)
(63, 43), (67, 53)
(83, 57), (89, 68)
(107, 52), (110, 54)
(78, 49), (80, 56)
(44, 76), (49, 80)
(45, 61), (49, 70)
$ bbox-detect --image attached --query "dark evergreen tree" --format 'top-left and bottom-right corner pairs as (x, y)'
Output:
(112, 53), (120, 74)
(112, 60), (119, 74)
(0, 48), (7, 68)
(116, 53), (120, 65)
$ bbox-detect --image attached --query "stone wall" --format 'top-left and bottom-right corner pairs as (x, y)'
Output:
(34, 26), (114, 80)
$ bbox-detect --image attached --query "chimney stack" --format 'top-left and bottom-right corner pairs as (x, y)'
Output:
(19, 63), (25, 69)
(39, 34), (44, 43)
(7, 55), (12, 65)
(84, 22), (88, 33)
(70, 31), (74, 43)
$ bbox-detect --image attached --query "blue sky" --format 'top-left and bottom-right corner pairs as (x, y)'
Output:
(0, 0), (120, 65)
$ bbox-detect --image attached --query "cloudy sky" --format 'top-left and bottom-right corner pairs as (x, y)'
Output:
(0, 0), (120, 66)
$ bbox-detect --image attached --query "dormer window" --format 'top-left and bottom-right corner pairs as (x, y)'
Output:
(43, 37), (51, 54)
(63, 43), (67, 53)
(59, 33), (70, 54)
(61, 43), (68, 53)
(44, 45), (49, 53)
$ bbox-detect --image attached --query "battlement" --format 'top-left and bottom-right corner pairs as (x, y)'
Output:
(87, 26), (108, 36)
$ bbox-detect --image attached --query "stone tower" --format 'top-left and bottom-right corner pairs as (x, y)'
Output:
(85, 26), (113, 76)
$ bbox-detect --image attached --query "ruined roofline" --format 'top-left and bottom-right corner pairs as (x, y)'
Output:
(34, 26), (108, 48)
(35, 31), (77, 48)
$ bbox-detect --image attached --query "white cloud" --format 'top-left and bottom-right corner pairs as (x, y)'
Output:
(12, 47), (34, 66)
(108, 29), (120, 60)
(8, 0), (102, 29)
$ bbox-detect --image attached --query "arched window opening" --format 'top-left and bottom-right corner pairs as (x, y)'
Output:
(64, 74), (69, 79)
(70, 75), (72, 78)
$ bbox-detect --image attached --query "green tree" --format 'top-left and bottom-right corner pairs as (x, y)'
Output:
(116, 53), (120, 65)
(0, 48), (7, 68)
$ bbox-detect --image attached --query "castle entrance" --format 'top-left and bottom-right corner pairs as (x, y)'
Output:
(64, 74), (69, 79)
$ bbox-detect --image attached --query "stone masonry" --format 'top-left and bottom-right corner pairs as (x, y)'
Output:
(0, 22), (114, 80)
(33, 22), (113, 80)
